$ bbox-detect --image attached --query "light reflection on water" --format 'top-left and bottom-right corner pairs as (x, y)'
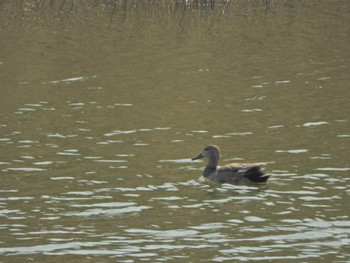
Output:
(1, 157), (350, 261)
(0, 95), (349, 261)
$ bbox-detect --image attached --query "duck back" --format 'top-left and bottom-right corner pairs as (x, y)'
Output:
(208, 165), (268, 184)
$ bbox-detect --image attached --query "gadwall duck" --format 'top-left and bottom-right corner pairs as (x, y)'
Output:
(192, 145), (270, 184)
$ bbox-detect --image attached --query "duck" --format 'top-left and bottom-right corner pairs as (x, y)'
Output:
(192, 145), (270, 184)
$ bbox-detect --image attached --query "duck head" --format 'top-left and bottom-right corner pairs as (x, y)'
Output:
(192, 145), (221, 163)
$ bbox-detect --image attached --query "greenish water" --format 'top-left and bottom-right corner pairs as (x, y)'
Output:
(0, 1), (349, 262)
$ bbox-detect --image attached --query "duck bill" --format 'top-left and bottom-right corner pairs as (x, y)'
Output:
(191, 153), (203, 161)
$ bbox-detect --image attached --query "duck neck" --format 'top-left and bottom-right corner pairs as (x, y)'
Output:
(203, 158), (218, 177)
(208, 157), (218, 168)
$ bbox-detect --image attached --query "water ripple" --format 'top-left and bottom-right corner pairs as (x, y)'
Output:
(66, 205), (151, 217)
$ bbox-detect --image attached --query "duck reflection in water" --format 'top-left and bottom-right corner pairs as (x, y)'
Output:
(192, 145), (271, 184)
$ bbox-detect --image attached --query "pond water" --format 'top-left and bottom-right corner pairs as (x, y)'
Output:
(0, 1), (349, 262)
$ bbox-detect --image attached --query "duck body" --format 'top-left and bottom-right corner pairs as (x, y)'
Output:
(192, 145), (269, 184)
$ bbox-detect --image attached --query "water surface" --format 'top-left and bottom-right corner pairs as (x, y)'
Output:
(0, 1), (349, 262)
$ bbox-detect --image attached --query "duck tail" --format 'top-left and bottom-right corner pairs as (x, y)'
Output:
(244, 166), (269, 183)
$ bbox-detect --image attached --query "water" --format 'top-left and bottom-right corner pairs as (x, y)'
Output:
(1, 1), (350, 262)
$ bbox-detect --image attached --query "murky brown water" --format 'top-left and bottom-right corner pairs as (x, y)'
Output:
(1, 1), (350, 262)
